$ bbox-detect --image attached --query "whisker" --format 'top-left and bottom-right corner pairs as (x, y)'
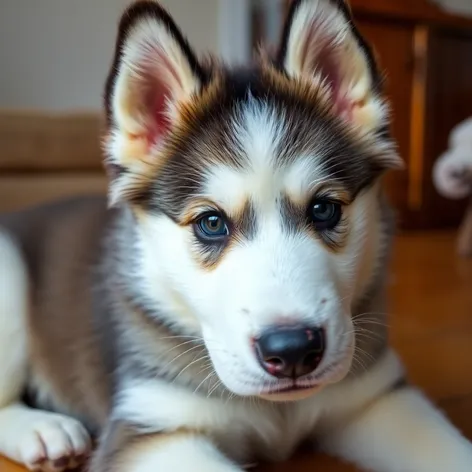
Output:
(354, 346), (377, 367)
(194, 364), (214, 379)
(351, 353), (369, 374)
(161, 344), (205, 372)
(353, 316), (389, 324)
(158, 335), (204, 341)
(160, 339), (204, 359)
(207, 379), (222, 398)
(194, 371), (216, 396)
(172, 352), (209, 382)
(353, 327), (384, 341)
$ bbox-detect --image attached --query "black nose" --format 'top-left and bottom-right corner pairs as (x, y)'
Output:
(255, 326), (325, 379)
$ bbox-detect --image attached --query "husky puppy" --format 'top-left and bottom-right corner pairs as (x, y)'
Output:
(1, 1), (471, 471)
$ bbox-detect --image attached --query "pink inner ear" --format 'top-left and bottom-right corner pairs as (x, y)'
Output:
(151, 87), (172, 146)
(140, 45), (182, 148)
(317, 46), (354, 121)
(301, 22), (354, 121)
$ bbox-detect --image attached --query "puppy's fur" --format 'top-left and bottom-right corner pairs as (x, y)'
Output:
(1, 1), (472, 471)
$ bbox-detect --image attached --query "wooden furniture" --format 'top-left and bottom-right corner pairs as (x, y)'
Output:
(281, 0), (472, 230)
(457, 197), (472, 256)
(2, 230), (472, 471)
(0, 111), (106, 213)
(5, 0), (472, 226)
(350, 0), (472, 229)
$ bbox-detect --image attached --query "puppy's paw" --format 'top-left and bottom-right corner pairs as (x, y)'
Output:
(19, 414), (91, 472)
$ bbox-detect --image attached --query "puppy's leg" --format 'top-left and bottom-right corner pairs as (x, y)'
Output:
(0, 230), (91, 471)
(0, 230), (29, 413)
(91, 420), (243, 472)
(323, 353), (472, 471)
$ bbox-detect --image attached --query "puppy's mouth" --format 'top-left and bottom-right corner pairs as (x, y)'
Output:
(258, 383), (322, 402)
(256, 361), (348, 401)
(260, 383), (318, 394)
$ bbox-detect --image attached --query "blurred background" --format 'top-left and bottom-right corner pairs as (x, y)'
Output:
(1, 0), (472, 231)
(1, 2), (472, 472)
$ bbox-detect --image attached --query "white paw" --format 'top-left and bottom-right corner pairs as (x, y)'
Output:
(19, 413), (92, 472)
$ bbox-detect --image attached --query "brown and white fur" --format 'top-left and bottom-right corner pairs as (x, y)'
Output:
(1, 1), (472, 471)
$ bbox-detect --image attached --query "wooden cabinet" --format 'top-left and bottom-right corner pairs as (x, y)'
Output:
(281, 0), (472, 229)
(421, 29), (472, 228)
(350, 1), (472, 229)
(354, 19), (415, 216)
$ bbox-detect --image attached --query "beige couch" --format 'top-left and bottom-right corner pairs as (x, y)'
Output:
(0, 111), (107, 212)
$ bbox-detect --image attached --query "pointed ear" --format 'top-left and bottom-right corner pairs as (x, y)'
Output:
(103, 1), (206, 205)
(278, 0), (399, 164)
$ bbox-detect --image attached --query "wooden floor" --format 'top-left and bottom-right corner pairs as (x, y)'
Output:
(2, 231), (472, 472)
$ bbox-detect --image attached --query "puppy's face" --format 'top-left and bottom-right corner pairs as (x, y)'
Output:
(105, 0), (401, 399)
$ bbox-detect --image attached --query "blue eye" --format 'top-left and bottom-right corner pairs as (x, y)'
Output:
(195, 213), (229, 240)
(309, 200), (342, 230)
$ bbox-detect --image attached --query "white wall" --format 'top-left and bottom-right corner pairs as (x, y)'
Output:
(434, 0), (472, 15)
(0, 0), (220, 111)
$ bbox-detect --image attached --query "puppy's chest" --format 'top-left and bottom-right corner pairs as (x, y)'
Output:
(215, 400), (321, 464)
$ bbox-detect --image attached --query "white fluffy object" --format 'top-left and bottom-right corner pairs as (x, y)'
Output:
(433, 117), (472, 200)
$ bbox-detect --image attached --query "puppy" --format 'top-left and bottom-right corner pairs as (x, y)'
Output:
(1, 1), (471, 471)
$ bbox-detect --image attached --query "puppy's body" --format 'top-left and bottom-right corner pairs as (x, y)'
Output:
(0, 193), (385, 463)
(1, 1), (472, 471)
(0, 196), (402, 470)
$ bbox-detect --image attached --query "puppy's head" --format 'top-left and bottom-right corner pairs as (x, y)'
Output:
(104, 0), (401, 400)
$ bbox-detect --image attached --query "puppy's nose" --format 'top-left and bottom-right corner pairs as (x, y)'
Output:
(255, 326), (325, 379)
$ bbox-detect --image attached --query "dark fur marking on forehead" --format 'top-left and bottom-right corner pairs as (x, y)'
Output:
(139, 65), (386, 218)
(235, 199), (258, 242)
(212, 68), (388, 198)
(221, 68), (387, 197)
(280, 194), (308, 235)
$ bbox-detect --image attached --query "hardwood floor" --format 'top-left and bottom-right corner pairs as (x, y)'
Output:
(2, 230), (472, 472)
